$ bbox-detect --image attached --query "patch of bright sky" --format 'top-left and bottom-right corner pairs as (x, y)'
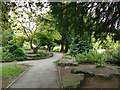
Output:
(9, 0), (50, 32)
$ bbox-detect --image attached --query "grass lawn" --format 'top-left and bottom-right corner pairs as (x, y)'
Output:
(0, 65), (23, 78)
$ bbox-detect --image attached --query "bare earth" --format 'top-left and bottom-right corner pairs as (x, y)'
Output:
(58, 64), (120, 88)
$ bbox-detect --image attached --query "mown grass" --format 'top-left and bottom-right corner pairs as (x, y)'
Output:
(0, 65), (23, 78)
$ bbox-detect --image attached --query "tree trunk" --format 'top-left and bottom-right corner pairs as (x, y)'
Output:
(33, 48), (39, 53)
(30, 39), (40, 53)
(30, 39), (33, 49)
(47, 45), (51, 52)
(65, 44), (69, 53)
(60, 36), (64, 52)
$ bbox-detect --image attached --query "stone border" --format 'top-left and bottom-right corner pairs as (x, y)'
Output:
(57, 65), (63, 88)
(2, 52), (53, 62)
(3, 65), (32, 90)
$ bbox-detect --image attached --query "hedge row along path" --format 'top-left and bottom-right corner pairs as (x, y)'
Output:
(4, 52), (63, 88)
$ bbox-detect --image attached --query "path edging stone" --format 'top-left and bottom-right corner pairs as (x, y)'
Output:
(4, 65), (31, 89)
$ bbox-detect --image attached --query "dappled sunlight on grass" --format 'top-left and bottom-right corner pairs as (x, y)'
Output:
(0, 65), (23, 78)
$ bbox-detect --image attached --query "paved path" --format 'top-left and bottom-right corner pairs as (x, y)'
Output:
(9, 52), (63, 88)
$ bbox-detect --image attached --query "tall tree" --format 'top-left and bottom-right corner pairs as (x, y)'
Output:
(11, 2), (50, 53)
(50, 2), (120, 49)
(0, 2), (17, 46)
(50, 2), (74, 52)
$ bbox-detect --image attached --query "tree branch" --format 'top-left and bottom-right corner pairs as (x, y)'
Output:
(19, 21), (31, 40)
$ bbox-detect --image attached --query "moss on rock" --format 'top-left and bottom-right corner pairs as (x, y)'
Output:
(62, 73), (85, 88)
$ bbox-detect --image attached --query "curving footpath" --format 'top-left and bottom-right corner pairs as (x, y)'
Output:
(10, 52), (63, 88)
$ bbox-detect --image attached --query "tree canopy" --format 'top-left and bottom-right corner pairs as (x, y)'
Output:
(50, 2), (120, 41)
(1, 1), (119, 53)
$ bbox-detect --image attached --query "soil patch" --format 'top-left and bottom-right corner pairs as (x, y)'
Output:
(58, 64), (120, 88)
(81, 75), (120, 88)
(2, 64), (30, 88)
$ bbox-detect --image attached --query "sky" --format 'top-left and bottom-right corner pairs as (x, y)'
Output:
(9, 1), (50, 32)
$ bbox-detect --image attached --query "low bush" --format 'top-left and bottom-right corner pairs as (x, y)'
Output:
(56, 59), (60, 65)
(69, 33), (93, 56)
(27, 51), (53, 59)
(2, 52), (14, 61)
(104, 49), (116, 56)
(37, 51), (46, 57)
(12, 48), (26, 61)
(63, 53), (73, 59)
(8, 35), (27, 47)
(105, 47), (120, 65)
(2, 44), (26, 61)
(75, 50), (105, 64)
(8, 44), (20, 53)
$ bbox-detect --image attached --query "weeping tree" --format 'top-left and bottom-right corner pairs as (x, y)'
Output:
(11, 2), (51, 53)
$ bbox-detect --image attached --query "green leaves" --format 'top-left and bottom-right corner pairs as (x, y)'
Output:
(2, 44), (26, 61)
(69, 32), (93, 56)
(75, 50), (104, 64)
(83, 15), (88, 23)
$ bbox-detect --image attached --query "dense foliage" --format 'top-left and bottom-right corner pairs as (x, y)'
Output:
(75, 51), (104, 64)
(1, 2), (119, 66)
(2, 44), (26, 61)
(0, 30), (13, 46)
(50, 2), (120, 53)
(70, 32), (93, 56)
(9, 36), (27, 47)
(75, 47), (120, 66)
(105, 47), (120, 65)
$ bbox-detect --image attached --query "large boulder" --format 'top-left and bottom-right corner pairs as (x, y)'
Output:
(62, 73), (85, 88)
(71, 65), (120, 79)
(58, 59), (78, 67)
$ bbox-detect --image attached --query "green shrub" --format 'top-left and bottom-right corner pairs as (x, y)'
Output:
(2, 44), (26, 61)
(104, 49), (116, 56)
(39, 46), (45, 50)
(8, 44), (20, 53)
(2, 47), (8, 52)
(12, 48), (26, 61)
(75, 51), (104, 64)
(56, 59), (60, 65)
(63, 53), (73, 59)
(105, 47), (120, 65)
(2, 52), (14, 61)
(36, 51), (46, 57)
(69, 33), (93, 56)
(39, 52), (46, 57)
(8, 36), (26, 47)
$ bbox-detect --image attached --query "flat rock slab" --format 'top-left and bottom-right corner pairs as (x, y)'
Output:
(71, 65), (120, 78)
(26, 54), (38, 57)
(62, 73), (85, 88)
(58, 59), (78, 67)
